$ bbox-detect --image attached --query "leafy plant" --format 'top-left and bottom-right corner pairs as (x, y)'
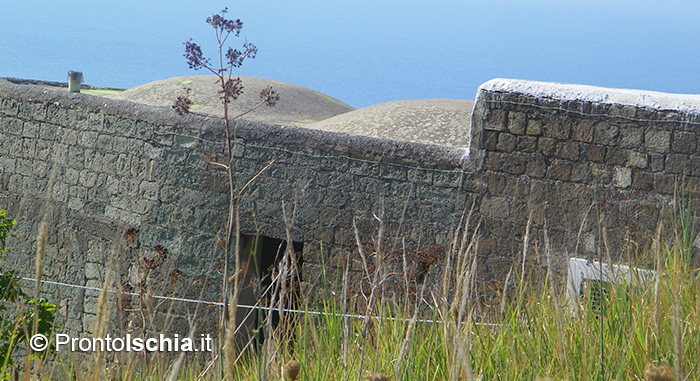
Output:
(0, 210), (59, 377)
(0, 210), (14, 254)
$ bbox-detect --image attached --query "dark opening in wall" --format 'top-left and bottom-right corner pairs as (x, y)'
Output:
(237, 234), (303, 346)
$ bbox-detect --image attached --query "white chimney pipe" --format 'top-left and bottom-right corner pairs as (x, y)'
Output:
(68, 71), (83, 93)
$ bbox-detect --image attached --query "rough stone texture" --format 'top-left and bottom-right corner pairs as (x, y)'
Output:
(470, 79), (700, 277)
(0, 79), (471, 338)
(2, 77), (700, 339)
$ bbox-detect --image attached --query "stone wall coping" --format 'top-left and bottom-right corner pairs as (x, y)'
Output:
(478, 78), (700, 114)
(0, 78), (469, 170)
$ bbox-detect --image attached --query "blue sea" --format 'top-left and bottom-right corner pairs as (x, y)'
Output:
(1, 0), (699, 108)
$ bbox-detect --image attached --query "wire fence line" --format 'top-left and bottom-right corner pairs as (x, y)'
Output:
(13, 274), (495, 327)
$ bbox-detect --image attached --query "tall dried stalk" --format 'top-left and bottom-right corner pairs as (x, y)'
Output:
(23, 162), (57, 381)
(91, 266), (113, 381)
(440, 203), (480, 381)
(356, 203), (388, 381)
(176, 10), (279, 378)
(543, 219), (568, 373)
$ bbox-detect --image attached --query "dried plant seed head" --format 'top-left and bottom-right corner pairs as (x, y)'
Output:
(200, 150), (219, 165)
(220, 77), (244, 103)
(172, 94), (193, 115)
(144, 257), (156, 271)
(153, 245), (168, 259)
(169, 267), (182, 283)
(123, 227), (140, 245)
(121, 282), (134, 293)
(260, 86), (279, 107)
(207, 8), (243, 35)
(119, 282), (133, 310)
(243, 41), (257, 59)
(283, 359), (300, 380)
(183, 39), (209, 70)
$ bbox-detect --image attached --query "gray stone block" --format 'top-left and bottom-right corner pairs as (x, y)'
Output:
(538, 137), (557, 157)
(500, 153), (528, 175)
(627, 151), (648, 169)
(496, 132), (517, 152)
(543, 123), (571, 140)
(650, 153), (665, 172)
(555, 141), (580, 161)
(645, 129), (671, 153)
(484, 109), (507, 131)
(1, 98), (19, 116)
(526, 119), (542, 136)
(665, 154), (690, 174)
(604, 147), (627, 166)
(516, 135), (538, 152)
(379, 163), (407, 181)
(593, 123), (619, 145)
(618, 126), (643, 149)
(671, 131), (697, 154)
(507, 111), (527, 135)
(582, 143), (606, 163)
(22, 121), (41, 139)
(612, 167), (632, 188)
(547, 159), (572, 181)
(482, 129), (499, 151)
(3, 117), (23, 136)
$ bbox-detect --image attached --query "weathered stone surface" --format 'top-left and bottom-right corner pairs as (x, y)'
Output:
(572, 120), (594, 142)
(547, 159), (572, 181)
(538, 137), (557, 157)
(618, 126), (643, 149)
(645, 129), (671, 153)
(526, 119), (542, 135)
(517, 135), (538, 152)
(496, 132), (517, 152)
(672, 131), (697, 154)
(507, 111), (527, 135)
(627, 151), (648, 169)
(2, 77), (699, 338)
(612, 167), (632, 188)
(665, 154), (690, 174)
(582, 143), (606, 163)
(593, 123), (619, 145)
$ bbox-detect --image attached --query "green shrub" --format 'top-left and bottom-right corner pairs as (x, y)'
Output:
(0, 210), (59, 377)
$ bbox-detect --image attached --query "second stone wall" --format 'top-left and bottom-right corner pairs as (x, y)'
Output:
(470, 79), (700, 277)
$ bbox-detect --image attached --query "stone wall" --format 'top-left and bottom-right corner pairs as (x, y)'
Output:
(470, 79), (700, 277)
(1, 77), (699, 338)
(0, 78), (472, 338)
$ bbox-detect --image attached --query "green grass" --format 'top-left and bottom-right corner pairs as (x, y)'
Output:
(193, 251), (699, 380)
(12, 201), (699, 380)
(18, 234), (697, 380)
(80, 86), (125, 96)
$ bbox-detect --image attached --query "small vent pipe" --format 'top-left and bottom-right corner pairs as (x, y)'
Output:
(68, 71), (83, 93)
